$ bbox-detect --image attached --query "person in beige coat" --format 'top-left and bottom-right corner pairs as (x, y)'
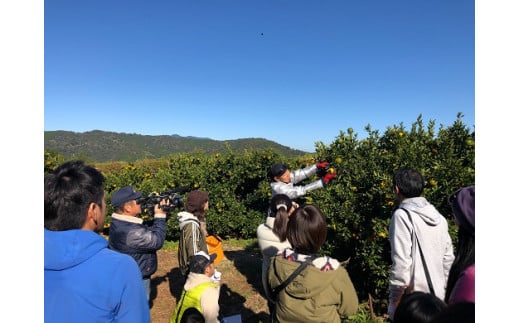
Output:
(257, 194), (296, 314)
(267, 204), (359, 323)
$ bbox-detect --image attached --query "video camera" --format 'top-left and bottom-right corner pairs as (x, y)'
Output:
(136, 186), (192, 216)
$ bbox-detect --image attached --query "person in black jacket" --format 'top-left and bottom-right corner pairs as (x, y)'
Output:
(108, 186), (168, 302)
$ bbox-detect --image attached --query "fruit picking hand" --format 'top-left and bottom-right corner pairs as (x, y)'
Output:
(322, 172), (336, 184)
(316, 161), (330, 169)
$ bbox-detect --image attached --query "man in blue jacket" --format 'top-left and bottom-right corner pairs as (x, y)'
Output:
(44, 160), (150, 323)
(108, 185), (168, 302)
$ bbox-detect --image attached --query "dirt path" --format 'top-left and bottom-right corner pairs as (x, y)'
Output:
(149, 244), (270, 323)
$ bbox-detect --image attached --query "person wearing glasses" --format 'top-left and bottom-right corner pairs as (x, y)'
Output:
(45, 161), (150, 323)
(108, 185), (169, 303)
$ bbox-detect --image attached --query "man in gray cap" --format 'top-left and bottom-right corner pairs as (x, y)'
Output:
(108, 185), (169, 303)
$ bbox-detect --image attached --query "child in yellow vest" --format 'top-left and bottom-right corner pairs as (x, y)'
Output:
(170, 251), (221, 323)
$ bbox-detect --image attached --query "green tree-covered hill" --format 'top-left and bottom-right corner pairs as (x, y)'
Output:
(44, 130), (308, 162)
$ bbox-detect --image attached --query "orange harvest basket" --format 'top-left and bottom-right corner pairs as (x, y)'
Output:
(206, 235), (225, 265)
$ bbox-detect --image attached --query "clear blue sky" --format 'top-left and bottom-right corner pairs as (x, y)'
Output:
(43, 0), (475, 152)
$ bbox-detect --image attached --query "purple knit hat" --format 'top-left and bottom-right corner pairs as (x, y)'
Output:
(450, 186), (475, 235)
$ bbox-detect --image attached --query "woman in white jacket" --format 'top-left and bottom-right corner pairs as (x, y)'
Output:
(256, 194), (297, 313)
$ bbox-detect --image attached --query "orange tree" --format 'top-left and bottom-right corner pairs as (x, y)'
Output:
(307, 113), (474, 312)
(95, 148), (298, 240)
(44, 149), (68, 174)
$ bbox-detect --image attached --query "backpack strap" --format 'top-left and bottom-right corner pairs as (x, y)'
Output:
(271, 255), (316, 300)
(399, 208), (436, 296)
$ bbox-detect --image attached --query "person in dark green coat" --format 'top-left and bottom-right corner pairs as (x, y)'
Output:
(267, 204), (359, 323)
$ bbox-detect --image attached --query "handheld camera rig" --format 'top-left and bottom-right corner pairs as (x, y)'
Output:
(136, 186), (192, 216)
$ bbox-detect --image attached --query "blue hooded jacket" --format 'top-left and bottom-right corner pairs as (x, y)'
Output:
(44, 229), (150, 323)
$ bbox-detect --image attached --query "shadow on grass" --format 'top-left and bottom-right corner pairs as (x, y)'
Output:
(149, 266), (185, 309)
(223, 243), (265, 296)
(223, 242), (270, 323)
(219, 283), (269, 323)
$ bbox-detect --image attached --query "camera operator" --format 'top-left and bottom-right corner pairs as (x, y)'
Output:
(108, 185), (169, 304)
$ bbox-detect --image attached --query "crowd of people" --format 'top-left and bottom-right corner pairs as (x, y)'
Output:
(44, 160), (474, 322)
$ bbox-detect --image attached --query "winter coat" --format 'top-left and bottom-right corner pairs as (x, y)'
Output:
(108, 212), (167, 278)
(388, 197), (455, 319)
(448, 264), (475, 304)
(178, 211), (209, 276)
(267, 248), (359, 323)
(44, 229), (150, 323)
(270, 164), (324, 200)
(170, 272), (220, 323)
(256, 216), (292, 303)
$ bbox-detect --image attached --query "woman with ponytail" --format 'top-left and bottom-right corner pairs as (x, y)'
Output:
(257, 194), (297, 314)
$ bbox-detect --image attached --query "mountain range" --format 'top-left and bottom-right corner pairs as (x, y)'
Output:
(44, 130), (309, 162)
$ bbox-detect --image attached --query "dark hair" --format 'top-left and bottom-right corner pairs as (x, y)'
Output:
(444, 229), (475, 303)
(268, 163), (288, 181)
(180, 307), (204, 323)
(186, 191), (209, 222)
(431, 302), (475, 323)
(44, 160), (105, 231)
(393, 168), (424, 198)
(445, 187), (476, 302)
(393, 291), (447, 323)
(286, 205), (327, 255)
(269, 194), (293, 241)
